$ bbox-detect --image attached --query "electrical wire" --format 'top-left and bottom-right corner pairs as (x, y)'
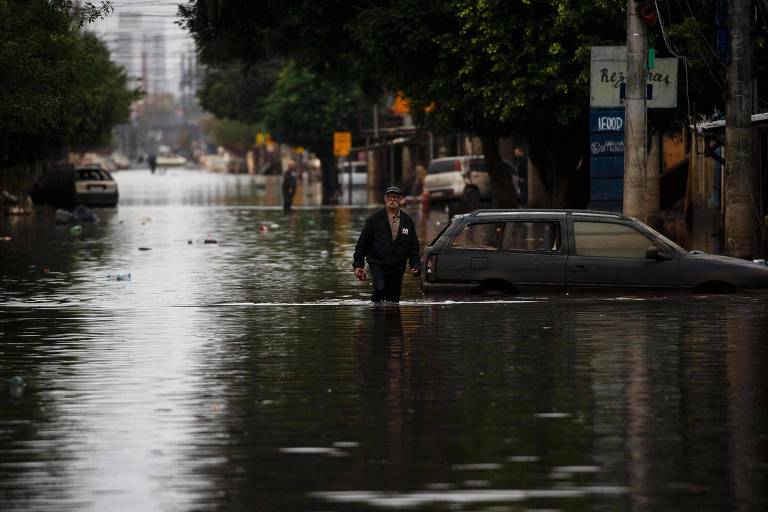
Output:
(654, 0), (691, 121)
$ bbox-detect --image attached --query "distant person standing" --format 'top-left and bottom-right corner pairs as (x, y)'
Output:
(148, 153), (157, 174)
(282, 161), (297, 214)
(353, 186), (421, 304)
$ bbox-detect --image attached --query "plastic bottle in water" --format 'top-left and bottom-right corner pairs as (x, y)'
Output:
(107, 272), (131, 281)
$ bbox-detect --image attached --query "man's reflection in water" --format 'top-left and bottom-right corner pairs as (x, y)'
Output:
(355, 306), (409, 490)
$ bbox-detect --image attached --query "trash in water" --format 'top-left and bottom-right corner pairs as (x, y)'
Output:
(259, 224), (269, 233)
(269, 223), (280, 229)
(140, 217), (152, 225)
(320, 250), (329, 258)
(754, 259), (767, 266)
(55, 209), (75, 224)
(8, 376), (25, 398)
(204, 238), (218, 244)
(0, 236), (11, 242)
(74, 204), (98, 223)
(187, 240), (193, 244)
(138, 247), (151, 251)
(107, 272), (131, 281)
(69, 225), (82, 235)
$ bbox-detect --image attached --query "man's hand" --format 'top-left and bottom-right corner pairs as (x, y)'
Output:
(410, 267), (421, 277)
(354, 267), (367, 281)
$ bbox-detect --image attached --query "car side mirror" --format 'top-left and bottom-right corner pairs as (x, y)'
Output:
(646, 245), (672, 261)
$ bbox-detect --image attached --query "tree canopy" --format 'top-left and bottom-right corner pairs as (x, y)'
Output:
(0, 0), (139, 169)
(180, 0), (768, 206)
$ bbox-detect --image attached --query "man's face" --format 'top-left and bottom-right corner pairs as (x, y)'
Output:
(385, 193), (401, 208)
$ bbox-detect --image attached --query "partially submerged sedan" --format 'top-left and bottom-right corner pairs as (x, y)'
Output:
(30, 164), (118, 208)
(423, 209), (768, 294)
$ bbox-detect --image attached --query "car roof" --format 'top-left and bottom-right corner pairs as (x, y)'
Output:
(429, 155), (484, 162)
(458, 209), (634, 222)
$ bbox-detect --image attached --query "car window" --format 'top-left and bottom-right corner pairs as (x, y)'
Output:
(574, 221), (654, 258)
(502, 221), (560, 252)
(77, 168), (108, 181)
(468, 159), (486, 172)
(427, 160), (461, 174)
(451, 222), (504, 250)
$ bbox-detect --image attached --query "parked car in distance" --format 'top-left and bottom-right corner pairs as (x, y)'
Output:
(424, 156), (488, 204)
(338, 161), (368, 187)
(424, 156), (518, 206)
(423, 209), (768, 294)
(30, 164), (119, 208)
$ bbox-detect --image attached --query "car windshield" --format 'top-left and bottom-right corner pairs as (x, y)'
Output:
(429, 220), (452, 246)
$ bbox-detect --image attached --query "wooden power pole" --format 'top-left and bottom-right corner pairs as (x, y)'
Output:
(624, 0), (647, 220)
(725, 0), (756, 258)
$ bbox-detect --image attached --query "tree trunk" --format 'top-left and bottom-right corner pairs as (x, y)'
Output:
(480, 135), (518, 208)
(526, 116), (590, 209)
(315, 144), (337, 205)
(725, 0), (756, 258)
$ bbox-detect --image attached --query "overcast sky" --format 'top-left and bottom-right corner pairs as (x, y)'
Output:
(88, 1), (194, 96)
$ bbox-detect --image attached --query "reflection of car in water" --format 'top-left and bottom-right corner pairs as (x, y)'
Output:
(423, 209), (768, 295)
(338, 161), (368, 186)
(30, 164), (119, 208)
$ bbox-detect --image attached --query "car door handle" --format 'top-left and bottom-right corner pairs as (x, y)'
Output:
(569, 265), (588, 272)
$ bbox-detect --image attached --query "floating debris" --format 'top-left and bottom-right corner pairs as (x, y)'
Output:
(8, 376), (25, 398)
(320, 250), (329, 258)
(138, 247), (152, 251)
(107, 272), (131, 281)
(69, 225), (82, 235)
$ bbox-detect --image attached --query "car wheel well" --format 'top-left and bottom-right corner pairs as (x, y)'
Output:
(474, 279), (518, 296)
(693, 281), (737, 294)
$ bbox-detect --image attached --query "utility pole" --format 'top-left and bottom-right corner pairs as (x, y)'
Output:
(623, 0), (647, 220)
(725, 0), (755, 258)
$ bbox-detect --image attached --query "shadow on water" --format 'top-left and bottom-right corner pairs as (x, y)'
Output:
(1, 169), (767, 511)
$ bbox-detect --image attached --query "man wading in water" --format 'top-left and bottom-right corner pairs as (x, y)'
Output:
(353, 186), (421, 304)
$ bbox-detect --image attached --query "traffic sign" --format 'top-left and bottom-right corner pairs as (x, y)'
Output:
(333, 132), (351, 157)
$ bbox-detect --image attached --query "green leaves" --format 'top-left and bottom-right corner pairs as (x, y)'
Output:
(0, 0), (138, 167)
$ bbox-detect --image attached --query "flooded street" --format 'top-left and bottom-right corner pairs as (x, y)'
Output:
(1, 169), (767, 511)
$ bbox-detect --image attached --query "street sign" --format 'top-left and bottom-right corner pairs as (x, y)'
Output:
(590, 46), (678, 108)
(333, 131), (351, 157)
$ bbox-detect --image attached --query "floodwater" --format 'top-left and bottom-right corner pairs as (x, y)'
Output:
(1, 169), (767, 511)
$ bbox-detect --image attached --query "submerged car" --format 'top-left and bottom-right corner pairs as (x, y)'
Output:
(30, 164), (119, 208)
(423, 209), (768, 294)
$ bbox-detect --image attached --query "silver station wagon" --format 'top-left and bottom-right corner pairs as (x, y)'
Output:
(423, 209), (768, 294)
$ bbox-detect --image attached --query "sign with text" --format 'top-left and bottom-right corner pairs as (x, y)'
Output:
(589, 107), (625, 211)
(333, 131), (351, 157)
(590, 46), (678, 108)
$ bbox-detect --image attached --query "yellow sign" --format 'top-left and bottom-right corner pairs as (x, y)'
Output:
(333, 131), (351, 157)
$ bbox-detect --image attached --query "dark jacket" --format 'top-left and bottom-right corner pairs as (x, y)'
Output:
(353, 208), (421, 274)
(282, 171), (297, 195)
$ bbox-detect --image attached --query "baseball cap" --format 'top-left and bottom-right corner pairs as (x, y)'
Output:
(384, 186), (402, 195)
